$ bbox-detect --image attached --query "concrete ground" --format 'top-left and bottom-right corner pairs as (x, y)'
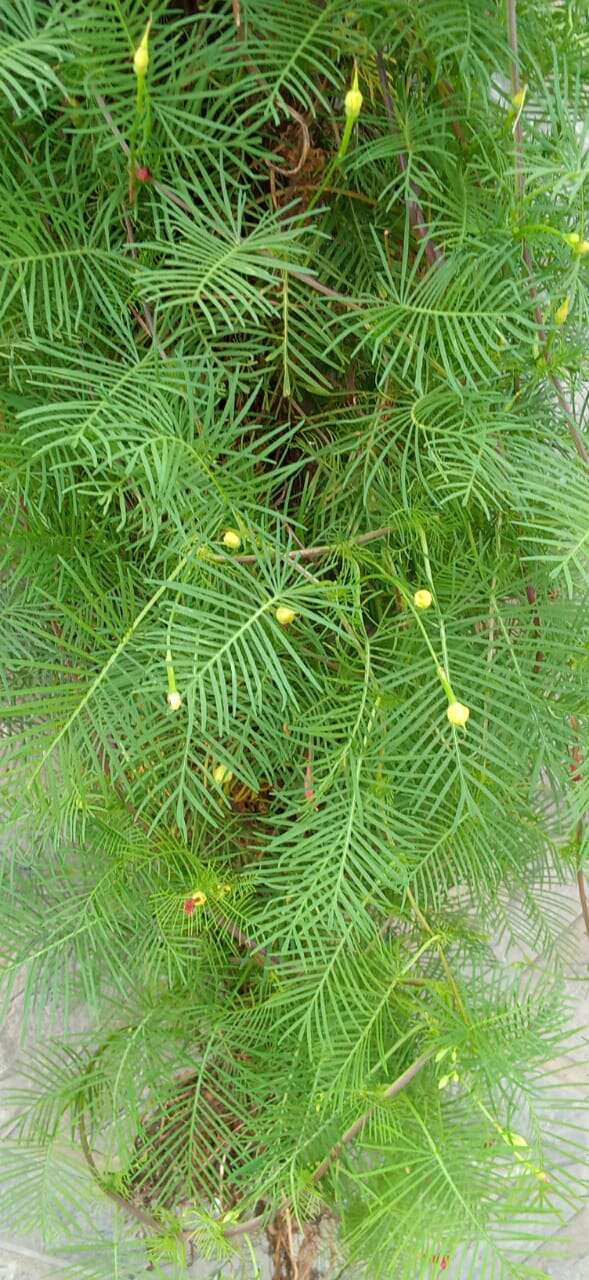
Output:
(0, 882), (588, 1280)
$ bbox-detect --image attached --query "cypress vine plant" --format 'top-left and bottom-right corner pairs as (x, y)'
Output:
(1, 0), (589, 1276)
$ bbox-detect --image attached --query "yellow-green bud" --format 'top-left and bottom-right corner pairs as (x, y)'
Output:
(512, 86), (526, 109)
(447, 701), (470, 727)
(344, 68), (363, 123)
(413, 589), (433, 610)
(133, 19), (151, 76)
(213, 763), (233, 785)
(564, 231), (589, 254)
(502, 1130), (528, 1149)
(222, 528), (241, 550)
(554, 297), (570, 326)
(276, 606), (297, 626)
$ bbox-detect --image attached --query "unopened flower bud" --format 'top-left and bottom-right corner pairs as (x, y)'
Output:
(135, 164), (152, 183)
(554, 297), (570, 325)
(276, 606), (297, 626)
(213, 763), (233, 785)
(580, 240), (589, 255)
(512, 86), (526, 109)
(222, 528), (241, 550)
(167, 690), (182, 711)
(414, 589), (433, 610)
(345, 67), (363, 122)
(133, 19), (151, 76)
(502, 1129), (528, 1149)
(447, 701), (470, 727)
(564, 232), (581, 247)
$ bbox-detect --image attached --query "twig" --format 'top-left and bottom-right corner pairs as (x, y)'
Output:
(290, 270), (359, 307)
(310, 1052), (430, 1184)
(79, 1111), (163, 1234)
(551, 376), (589, 468)
(124, 212), (168, 360)
(224, 1051), (430, 1245)
(285, 1207), (299, 1280)
(406, 888), (468, 1020)
(219, 914), (280, 968)
(212, 526), (391, 566)
(96, 94), (130, 155)
(375, 51), (442, 269)
(525, 583), (544, 675)
(576, 862), (589, 938)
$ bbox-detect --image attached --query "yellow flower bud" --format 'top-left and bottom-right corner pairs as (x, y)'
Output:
(344, 68), (363, 122)
(275, 606), (297, 626)
(502, 1130), (528, 1149)
(564, 231), (589, 254)
(447, 701), (470, 727)
(554, 297), (570, 325)
(512, 87), (526, 109)
(167, 690), (182, 711)
(413, 589), (433, 610)
(133, 19), (151, 77)
(222, 528), (241, 550)
(213, 763), (233, 785)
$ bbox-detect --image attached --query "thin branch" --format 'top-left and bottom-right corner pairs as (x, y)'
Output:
(96, 94), (130, 155)
(576, 865), (589, 938)
(551, 376), (589, 468)
(123, 212), (168, 360)
(310, 1052), (431, 1184)
(79, 1112), (163, 1234)
(375, 50), (442, 269)
(406, 888), (468, 1020)
(290, 270), (360, 306)
(224, 1051), (431, 1244)
(212, 526), (391, 566)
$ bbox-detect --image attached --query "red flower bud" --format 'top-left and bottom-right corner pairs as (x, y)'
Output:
(570, 745), (583, 783)
(183, 896), (196, 915)
(135, 165), (152, 183)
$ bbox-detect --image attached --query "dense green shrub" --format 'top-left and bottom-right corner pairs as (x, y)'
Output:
(1, 1), (589, 1276)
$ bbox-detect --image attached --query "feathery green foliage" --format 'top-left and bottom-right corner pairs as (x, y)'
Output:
(1, 1), (589, 1277)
